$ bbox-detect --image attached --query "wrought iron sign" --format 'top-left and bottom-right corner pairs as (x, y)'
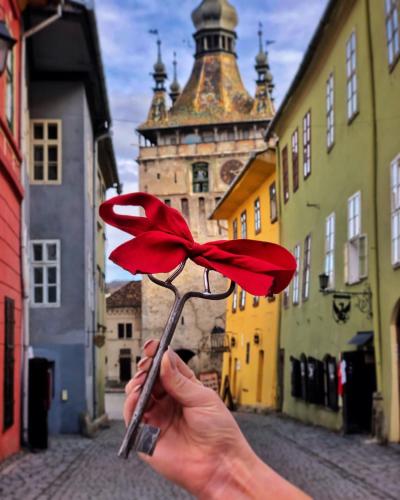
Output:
(319, 273), (372, 324)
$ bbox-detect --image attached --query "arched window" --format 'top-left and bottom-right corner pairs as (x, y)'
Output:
(192, 163), (209, 192)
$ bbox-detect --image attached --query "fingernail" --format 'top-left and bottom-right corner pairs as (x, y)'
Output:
(137, 356), (149, 369)
(143, 339), (155, 349)
(133, 369), (146, 380)
(133, 384), (142, 393)
(167, 347), (177, 370)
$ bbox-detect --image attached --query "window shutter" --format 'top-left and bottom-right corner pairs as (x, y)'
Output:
(358, 234), (368, 279)
(344, 242), (349, 284)
(4, 297), (15, 430)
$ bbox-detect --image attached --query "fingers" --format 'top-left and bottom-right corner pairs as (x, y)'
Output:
(123, 383), (141, 425)
(143, 338), (159, 358)
(160, 347), (216, 408)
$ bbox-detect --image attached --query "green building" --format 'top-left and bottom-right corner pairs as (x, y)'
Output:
(266, 0), (400, 441)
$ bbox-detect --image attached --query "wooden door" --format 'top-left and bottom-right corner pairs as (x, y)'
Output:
(257, 350), (264, 403)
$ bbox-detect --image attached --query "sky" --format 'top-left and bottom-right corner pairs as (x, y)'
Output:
(95, 0), (329, 282)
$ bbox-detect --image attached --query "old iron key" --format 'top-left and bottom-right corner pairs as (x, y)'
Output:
(118, 260), (235, 459)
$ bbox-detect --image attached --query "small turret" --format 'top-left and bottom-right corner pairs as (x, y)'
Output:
(146, 37), (168, 124)
(252, 23), (275, 116)
(169, 52), (181, 105)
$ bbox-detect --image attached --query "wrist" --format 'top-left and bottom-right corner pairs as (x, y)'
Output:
(197, 442), (261, 500)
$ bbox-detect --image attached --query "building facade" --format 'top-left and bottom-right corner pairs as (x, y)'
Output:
(211, 149), (281, 408)
(25, 1), (119, 436)
(266, 0), (400, 440)
(137, 0), (275, 374)
(0, 0), (23, 461)
(105, 281), (142, 387)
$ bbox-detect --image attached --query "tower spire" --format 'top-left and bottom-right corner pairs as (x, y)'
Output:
(252, 22), (275, 116)
(153, 38), (167, 91)
(146, 35), (168, 124)
(169, 52), (181, 104)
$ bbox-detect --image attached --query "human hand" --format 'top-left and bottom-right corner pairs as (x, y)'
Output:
(124, 340), (309, 499)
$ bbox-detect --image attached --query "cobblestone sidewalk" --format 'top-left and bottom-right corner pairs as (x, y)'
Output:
(0, 413), (399, 499)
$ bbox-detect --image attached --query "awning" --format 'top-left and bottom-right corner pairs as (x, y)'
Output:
(348, 331), (373, 346)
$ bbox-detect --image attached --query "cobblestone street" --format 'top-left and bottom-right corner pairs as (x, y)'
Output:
(0, 412), (399, 500)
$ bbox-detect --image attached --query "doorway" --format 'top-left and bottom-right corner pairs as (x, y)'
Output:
(342, 349), (376, 433)
(257, 350), (264, 403)
(119, 349), (132, 382)
(277, 349), (285, 411)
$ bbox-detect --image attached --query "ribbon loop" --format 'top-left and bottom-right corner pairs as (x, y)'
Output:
(100, 192), (296, 296)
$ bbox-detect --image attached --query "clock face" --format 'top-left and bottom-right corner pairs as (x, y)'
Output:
(220, 159), (243, 185)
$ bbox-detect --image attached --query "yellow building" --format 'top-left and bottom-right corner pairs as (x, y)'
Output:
(211, 148), (280, 409)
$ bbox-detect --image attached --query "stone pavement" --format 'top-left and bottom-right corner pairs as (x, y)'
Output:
(0, 412), (399, 500)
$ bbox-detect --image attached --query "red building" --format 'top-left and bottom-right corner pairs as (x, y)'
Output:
(0, 0), (23, 461)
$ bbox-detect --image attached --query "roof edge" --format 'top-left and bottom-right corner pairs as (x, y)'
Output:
(265, 0), (338, 139)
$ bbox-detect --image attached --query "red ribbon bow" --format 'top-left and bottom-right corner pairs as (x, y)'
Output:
(100, 192), (296, 296)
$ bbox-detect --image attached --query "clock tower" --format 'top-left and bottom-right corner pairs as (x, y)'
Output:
(136, 0), (275, 374)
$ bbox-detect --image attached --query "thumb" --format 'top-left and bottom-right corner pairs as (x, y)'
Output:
(160, 348), (212, 408)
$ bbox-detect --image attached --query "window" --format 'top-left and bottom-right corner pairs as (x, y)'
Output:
(292, 129), (299, 192)
(346, 32), (358, 120)
(6, 48), (14, 131)
(31, 240), (61, 307)
(164, 199), (171, 206)
(3, 297), (15, 430)
(326, 73), (335, 149)
(254, 198), (261, 234)
(240, 210), (247, 238)
(302, 234), (311, 301)
(386, 0), (400, 67)
(325, 213), (336, 288)
(201, 130), (214, 143)
(246, 343), (250, 364)
(192, 163), (209, 192)
(292, 244), (301, 305)
(232, 218), (238, 239)
(269, 182), (278, 223)
(232, 285), (238, 312)
(253, 295), (260, 307)
(181, 198), (189, 221)
(31, 120), (62, 183)
(283, 286), (290, 309)
(239, 288), (246, 310)
(391, 155), (400, 266)
(303, 111), (311, 178)
(345, 192), (368, 283)
(348, 191), (361, 240)
(118, 323), (133, 339)
(282, 145), (289, 203)
(324, 355), (338, 411)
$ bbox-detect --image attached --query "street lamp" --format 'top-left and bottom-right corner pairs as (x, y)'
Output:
(318, 272), (330, 292)
(0, 18), (16, 76)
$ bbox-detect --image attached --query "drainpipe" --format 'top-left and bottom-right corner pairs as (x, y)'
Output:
(365, 0), (384, 436)
(92, 130), (111, 418)
(20, 1), (64, 444)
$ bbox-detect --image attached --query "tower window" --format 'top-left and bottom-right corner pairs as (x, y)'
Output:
(181, 198), (189, 221)
(192, 163), (209, 192)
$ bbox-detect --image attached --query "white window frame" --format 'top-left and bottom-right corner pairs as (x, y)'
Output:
(303, 111), (311, 178)
(239, 288), (246, 310)
(386, 0), (400, 67)
(346, 31), (358, 121)
(6, 47), (14, 131)
(345, 192), (368, 284)
(232, 286), (238, 312)
(324, 213), (335, 289)
(391, 154), (400, 266)
(30, 120), (62, 184)
(302, 234), (311, 301)
(254, 198), (261, 234)
(326, 73), (335, 149)
(30, 240), (61, 307)
(240, 210), (247, 238)
(292, 244), (301, 305)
